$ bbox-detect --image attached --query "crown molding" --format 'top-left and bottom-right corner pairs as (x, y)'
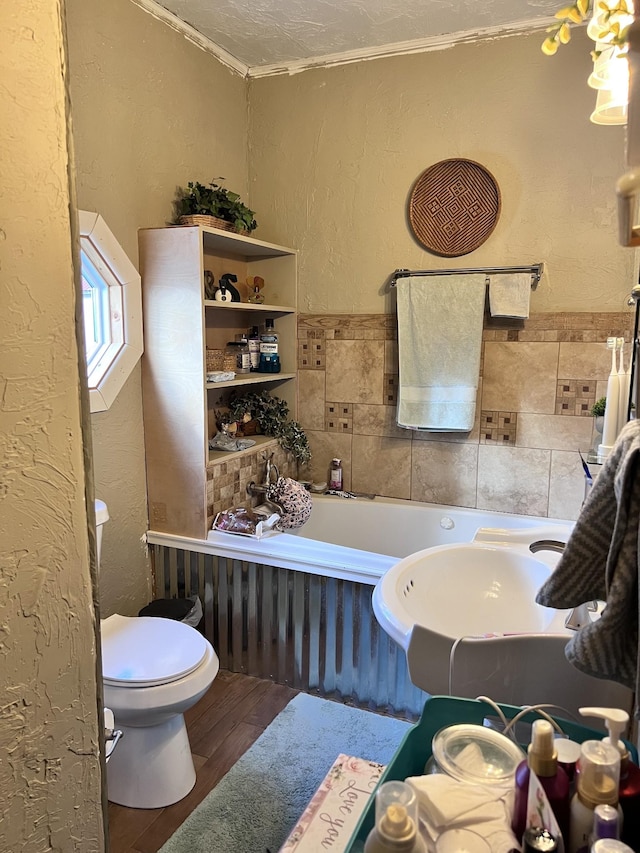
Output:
(130, 0), (249, 77)
(247, 17), (555, 79)
(130, 2), (556, 81)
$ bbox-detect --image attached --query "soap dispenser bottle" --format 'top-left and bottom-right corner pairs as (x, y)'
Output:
(579, 707), (640, 850)
(569, 739), (621, 853)
(364, 780), (426, 853)
(512, 719), (571, 845)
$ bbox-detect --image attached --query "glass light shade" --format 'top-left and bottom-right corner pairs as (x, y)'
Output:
(590, 85), (629, 124)
(588, 43), (628, 89)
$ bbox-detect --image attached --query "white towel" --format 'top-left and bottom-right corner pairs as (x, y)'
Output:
(488, 273), (531, 318)
(396, 275), (485, 432)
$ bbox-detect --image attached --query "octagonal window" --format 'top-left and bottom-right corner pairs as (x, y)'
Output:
(79, 211), (143, 413)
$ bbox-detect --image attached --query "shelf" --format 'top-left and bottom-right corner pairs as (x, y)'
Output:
(208, 434), (280, 466)
(204, 300), (295, 314)
(206, 372), (295, 390)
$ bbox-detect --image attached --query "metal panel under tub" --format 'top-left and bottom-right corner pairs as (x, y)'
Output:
(150, 544), (427, 720)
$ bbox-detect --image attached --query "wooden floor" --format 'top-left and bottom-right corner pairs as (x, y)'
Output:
(107, 670), (298, 853)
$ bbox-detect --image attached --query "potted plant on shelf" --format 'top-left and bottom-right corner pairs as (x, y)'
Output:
(175, 179), (258, 234)
(591, 396), (606, 431)
(226, 390), (311, 466)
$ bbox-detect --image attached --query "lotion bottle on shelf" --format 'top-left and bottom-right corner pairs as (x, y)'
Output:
(364, 781), (426, 853)
(579, 707), (640, 850)
(512, 719), (571, 846)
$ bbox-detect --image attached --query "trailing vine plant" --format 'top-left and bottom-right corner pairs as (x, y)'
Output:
(541, 0), (633, 56)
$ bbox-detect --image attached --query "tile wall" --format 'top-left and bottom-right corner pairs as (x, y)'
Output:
(297, 312), (634, 521)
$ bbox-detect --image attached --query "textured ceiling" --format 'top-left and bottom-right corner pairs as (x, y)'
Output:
(142, 0), (563, 74)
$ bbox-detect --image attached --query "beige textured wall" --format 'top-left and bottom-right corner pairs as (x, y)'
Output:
(0, 1), (104, 850)
(248, 30), (638, 314)
(65, 0), (248, 616)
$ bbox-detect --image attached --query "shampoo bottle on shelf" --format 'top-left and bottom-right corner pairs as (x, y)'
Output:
(259, 318), (280, 373)
(579, 707), (640, 850)
(512, 719), (571, 845)
(569, 740), (621, 853)
(364, 781), (426, 853)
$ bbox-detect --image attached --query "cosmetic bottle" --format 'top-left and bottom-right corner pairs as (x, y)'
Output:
(579, 707), (640, 850)
(248, 326), (261, 371)
(364, 781), (426, 853)
(512, 719), (570, 845)
(523, 827), (558, 852)
(591, 842), (635, 853)
(591, 804), (620, 841)
(259, 318), (280, 373)
(569, 740), (621, 853)
(329, 458), (343, 490)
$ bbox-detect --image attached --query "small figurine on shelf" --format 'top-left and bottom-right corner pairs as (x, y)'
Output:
(247, 275), (265, 304)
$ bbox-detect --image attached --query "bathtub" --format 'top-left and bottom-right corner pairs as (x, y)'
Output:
(146, 495), (582, 718)
(164, 494), (575, 585)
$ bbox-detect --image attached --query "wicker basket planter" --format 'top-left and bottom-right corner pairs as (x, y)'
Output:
(179, 214), (241, 233)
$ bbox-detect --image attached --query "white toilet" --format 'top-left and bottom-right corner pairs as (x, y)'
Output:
(95, 500), (219, 809)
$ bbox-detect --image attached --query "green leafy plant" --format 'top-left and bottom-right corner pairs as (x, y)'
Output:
(591, 396), (607, 416)
(176, 179), (257, 233)
(542, 0), (632, 55)
(227, 390), (311, 465)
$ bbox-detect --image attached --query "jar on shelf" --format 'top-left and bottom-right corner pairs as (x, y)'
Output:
(225, 339), (250, 373)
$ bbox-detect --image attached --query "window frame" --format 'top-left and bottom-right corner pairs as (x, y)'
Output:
(79, 211), (143, 413)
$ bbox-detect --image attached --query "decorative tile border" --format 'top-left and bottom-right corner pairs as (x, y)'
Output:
(555, 379), (597, 417)
(384, 373), (398, 406)
(301, 311), (634, 343)
(325, 402), (353, 433)
(298, 339), (325, 369)
(480, 410), (517, 445)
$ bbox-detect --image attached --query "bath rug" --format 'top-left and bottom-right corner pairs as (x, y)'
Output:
(159, 692), (411, 853)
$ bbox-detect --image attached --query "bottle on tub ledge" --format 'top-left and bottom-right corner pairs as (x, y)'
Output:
(329, 458), (343, 491)
(258, 318), (280, 373)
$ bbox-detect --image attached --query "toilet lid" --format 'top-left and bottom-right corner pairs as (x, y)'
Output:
(101, 614), (209, 686)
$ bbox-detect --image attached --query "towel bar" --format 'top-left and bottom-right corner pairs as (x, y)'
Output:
(390, 263), (543, 288)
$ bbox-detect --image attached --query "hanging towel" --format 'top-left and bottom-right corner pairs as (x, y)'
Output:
(535, 419), (640, 717)
(396, 274), (485, 431)
(488, 273), (531, 318)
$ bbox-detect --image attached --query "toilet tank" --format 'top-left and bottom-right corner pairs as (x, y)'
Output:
(94, 499), (109, 568)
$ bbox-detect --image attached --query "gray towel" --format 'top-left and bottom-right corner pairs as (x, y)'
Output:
(536, 420), (640, 715)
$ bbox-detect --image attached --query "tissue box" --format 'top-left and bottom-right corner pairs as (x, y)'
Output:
(279, 754), (384, 853)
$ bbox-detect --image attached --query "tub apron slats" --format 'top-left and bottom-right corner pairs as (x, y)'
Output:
(150, 543), (427, 719)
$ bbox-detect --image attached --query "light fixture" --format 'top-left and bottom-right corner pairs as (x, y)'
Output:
(588, 41), (630, 125)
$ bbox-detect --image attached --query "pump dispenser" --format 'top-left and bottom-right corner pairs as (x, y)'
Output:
(513, 719), (570, 845)
(364, 781), (426, 853)
(569, 740), (621, 853)
(579, 707), (640, 850)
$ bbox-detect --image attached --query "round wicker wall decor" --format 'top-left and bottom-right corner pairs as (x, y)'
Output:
(408, 159), (501, 257)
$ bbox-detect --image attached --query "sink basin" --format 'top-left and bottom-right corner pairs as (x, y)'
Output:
(373, 540), (567, 648)
(372, 531), (633, 720)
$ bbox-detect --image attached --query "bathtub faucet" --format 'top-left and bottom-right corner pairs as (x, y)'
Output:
(529, 539), (598, 631)
(246, 452), (283, 513)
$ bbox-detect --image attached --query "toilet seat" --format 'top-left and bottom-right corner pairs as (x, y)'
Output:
(101, 614), (208, 687)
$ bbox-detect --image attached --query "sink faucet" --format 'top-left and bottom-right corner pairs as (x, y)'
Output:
(529, 539), (598, 630)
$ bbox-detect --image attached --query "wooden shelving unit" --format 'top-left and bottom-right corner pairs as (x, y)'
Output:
(139, 224), (297, 539)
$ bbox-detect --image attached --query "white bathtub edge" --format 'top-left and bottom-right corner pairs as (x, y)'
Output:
(146, 529), (397, 585)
